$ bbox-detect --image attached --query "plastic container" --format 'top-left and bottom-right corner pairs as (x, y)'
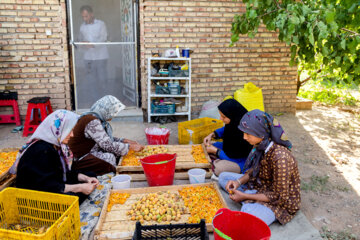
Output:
(178, 117), (224, 144)
(145, 127), (170, 145)
(140, 153), (176, 186)
(169, 66), (189, 77)
(188, 168), (206, 184)
(0, 187), (80, 240)
(133, 219), (209, 240)
(212, 208), (271, 240)
(151, 102), (176, 114)
(234, 82), (265, 111)
(111, 174), (131, 189)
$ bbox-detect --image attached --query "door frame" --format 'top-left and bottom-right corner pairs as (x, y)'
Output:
(66, 0), (140, 110)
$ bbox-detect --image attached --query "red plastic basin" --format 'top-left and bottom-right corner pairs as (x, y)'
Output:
(140, 153), (176, 186)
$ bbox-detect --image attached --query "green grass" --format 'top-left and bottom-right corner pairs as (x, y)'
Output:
(301, 175), (329, 192)
(321, 226), (357, 240)
(298, 80), (359, 106)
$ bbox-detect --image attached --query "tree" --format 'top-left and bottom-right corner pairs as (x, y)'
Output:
(230, 0), (360, 94)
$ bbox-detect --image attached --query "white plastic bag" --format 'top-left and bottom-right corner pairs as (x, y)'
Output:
(199, 100), (221, 119)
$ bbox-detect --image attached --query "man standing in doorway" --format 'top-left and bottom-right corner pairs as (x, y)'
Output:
(79, 5), (109, 100)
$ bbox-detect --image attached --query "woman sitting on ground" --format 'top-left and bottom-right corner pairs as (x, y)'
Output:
(68, 95), (144, 175)
(15, 110), (99, 204)
(203, 99), (252, 177)
(218, 109), (300, 225)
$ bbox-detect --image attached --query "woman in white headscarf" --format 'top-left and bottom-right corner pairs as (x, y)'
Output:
(15, 110), (99, 204)
(68, 95), (143, 175)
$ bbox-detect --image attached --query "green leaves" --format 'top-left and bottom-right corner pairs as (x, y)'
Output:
(230, 0), (360, 87)
(340, 39), (346, 50)
(325, 11), (336, 24)
(309, 30), (315, 46)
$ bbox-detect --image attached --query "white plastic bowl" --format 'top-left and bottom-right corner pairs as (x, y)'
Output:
(188, 168), (206, 184)
(111, 174), (131, 189)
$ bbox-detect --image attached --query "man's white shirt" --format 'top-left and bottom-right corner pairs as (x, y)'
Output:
(80, 19), (109, 60)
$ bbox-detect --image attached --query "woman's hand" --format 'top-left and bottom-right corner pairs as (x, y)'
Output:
(78, 173), (99, 186)
(203, 132), (214, 146)
(123, 139), (138, 144)
(64, 182), (97, 195)
(129, 143), (144, 152)
(206, 145), (218, 154)
(225, 180), (240, 193)
(79, 183), (97, 195)
(229, 189), (247, 202)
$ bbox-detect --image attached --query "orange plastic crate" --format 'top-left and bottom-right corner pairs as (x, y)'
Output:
(178, 117), (223, 144)
(0, 187), (80, 240)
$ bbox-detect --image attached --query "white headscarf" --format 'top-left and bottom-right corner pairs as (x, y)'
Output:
(9, 110), (79, 175)
(30, 110), (79, 146)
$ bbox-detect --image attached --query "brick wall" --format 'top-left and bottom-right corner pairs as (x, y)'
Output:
(0, 0), (71, 119)
(140, 0), (298, 115)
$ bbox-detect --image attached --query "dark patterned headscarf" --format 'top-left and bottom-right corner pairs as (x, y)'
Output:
(238, 109), (292, 177)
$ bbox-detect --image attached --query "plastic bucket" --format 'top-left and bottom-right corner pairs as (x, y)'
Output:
(213, 208), (271, 240)
(140, 153), (176, 186)
(188, 168), (206, 184)
(145, 127), (170, 145)
(111, 174), (131, 189)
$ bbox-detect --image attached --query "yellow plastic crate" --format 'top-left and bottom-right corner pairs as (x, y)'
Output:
(0, 187), (80, 240)
(178, 117), (224, 144)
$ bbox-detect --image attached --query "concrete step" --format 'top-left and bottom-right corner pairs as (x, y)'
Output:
(113, 108), (143, 122)
(75, 108), (144, 122)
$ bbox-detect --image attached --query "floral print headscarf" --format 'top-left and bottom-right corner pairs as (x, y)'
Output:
(30, 110), (79, 146)
(10, 110), (79, 175)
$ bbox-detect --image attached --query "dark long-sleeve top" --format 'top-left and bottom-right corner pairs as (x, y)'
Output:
(16, 140), (79, 194)
(214, 126), (253, 159)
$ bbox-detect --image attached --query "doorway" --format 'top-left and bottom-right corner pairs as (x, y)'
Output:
(68, 0), (138, 110)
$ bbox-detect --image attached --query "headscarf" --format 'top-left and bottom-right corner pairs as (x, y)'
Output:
(9, 110), (79, 175)
(238, 109), (292, 177)
(85, 95), (125, 140)
(217, 99), (252, 159)
(29, 110), (79, 146)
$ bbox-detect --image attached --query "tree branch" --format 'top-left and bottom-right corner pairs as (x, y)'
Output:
(340, 28), (360, 36)
(273, 0), (281, 9)
(259, 9), (278, 18)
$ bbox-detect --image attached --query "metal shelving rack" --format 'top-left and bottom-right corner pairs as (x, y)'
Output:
(147, 57), (191, 123)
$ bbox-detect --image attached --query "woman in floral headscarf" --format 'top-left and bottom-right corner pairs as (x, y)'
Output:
(218, 109), (301, 225)
(15, 110), (99, 204)
(68, 95), (143, 175)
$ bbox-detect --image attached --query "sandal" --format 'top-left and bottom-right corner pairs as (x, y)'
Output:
(11, 125), (23, 133)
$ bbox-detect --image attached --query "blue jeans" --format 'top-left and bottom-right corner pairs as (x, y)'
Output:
(218, 172), (276, 225)
(213, 142), (247, 171)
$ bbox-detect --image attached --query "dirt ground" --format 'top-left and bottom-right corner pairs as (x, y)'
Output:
(278, 104), (360, 238)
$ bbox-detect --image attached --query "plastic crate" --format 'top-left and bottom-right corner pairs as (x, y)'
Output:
(178, 117), (224, 144)
(155, 85), (171, 94)
(155, 85), (181, 95)
(169, 67), (189, 77)
(151, 102), (175, 114)
(133, 219), (209, 240)
(0, 187), (80, 240)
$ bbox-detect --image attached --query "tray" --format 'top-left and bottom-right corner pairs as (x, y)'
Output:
(0, 174), (16, 191)
(117, 144), (212, 181)
(94, 182), (227, 240)
(0, 148), (18, 182)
